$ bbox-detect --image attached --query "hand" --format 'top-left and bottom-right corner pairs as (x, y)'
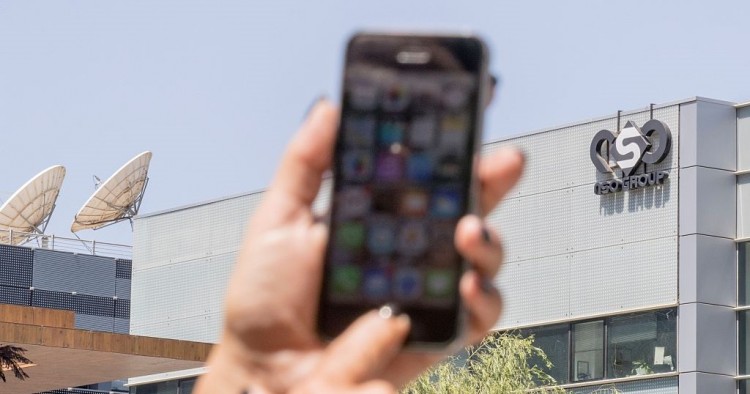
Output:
(195, 100), (524, 393)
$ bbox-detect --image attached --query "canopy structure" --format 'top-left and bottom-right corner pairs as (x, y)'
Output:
(0, 165), (66, 245)
(71, 151), (152, 233)
(0, 304), (210, 393)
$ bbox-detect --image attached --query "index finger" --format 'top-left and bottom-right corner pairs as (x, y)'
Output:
(265, 100), (339, 223)
(479, 147), (525, 215)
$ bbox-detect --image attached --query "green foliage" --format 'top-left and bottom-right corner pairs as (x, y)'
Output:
(401, 333), (565, 394)
(0, 344), (32, 382)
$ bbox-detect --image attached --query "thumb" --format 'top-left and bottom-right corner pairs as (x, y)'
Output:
(315, 307), (411, 385)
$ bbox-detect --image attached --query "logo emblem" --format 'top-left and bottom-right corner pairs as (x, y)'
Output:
(590, 119), (672, 195)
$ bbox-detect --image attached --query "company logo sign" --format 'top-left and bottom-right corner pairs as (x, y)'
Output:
(590, 119), (672, 195)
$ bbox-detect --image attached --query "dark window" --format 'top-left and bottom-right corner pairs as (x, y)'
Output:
(740, 243), (750, 306)
(606, 309), (677, 378)
(179, 378), (197, 394)
(571, 320), (604, 381)
(521, 324), (569, 384)
(131, 380), (177, 394)
(740, 310), (750, 375)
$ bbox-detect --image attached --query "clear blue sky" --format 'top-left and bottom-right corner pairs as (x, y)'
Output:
(1, 0), (748, 245)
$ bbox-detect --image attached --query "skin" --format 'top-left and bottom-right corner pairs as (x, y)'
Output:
(195, 100), (524, 393)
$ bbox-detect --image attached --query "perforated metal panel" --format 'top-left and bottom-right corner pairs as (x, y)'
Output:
(0, 244), (33, 287)
(32, 289), (73, 311)
(115, 277), (131, 299)
(0, 285), (31, 306)
(76, 254), (116, 297)
(312, 177), (333, 217)
(32, 249), (78, 293)
(116, 258), (132, 279)
(115, 298), (130, 319)
(114, 317), (130, 334)
(132, 312), (221, 343)
(73, 293), (115, 317)
(32, 249), (117, 296)
(490, 105), (680, 329)
(75, 314), (114, 332)
(133, 192), (262, 271)
(130, 252), (234, 341)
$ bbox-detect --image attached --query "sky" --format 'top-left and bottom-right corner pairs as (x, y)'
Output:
(1, 0), (749, 246)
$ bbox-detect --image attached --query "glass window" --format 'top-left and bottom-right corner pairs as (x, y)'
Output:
(522, 324), (569, 384)
(572, 320), (604, 381)
(606, 309), (677, 378)
(179, 378), (197, 394)
(131, 381), (178, 394)
(741, 243), (750, 306)
(740, 310), (750, 375)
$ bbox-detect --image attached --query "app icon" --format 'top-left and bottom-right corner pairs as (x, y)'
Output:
(379, 121), (405, 146)
(407, 152), (433, 182)
(336, 187), (371, 220)
(397, 220), (429, 257)
(441, 113), (469, 134)
(342, 151), (373, 182)
(372, 187), (399, 214)
(443, 83), (470, 110)
(410, 82), (441, 112)
(394, 267), (422, 301)
(331, 265), (361, 295)
(375, 152), (404, 182)
(335, 222), (365, 251)
(344, 115), (376, 148)
(425, 269), (456, 298)
(367, 216), (396, 255)
(431, 188), (462, 218)
(349, 78), (379, 110)
(408, 114), (437, 148)
(382, 83), (410, 112)
(362, 267), (390, 300)
(429, 220), (458, 266)
(435, 152), (462, 180)
(399, 188), (428, 217)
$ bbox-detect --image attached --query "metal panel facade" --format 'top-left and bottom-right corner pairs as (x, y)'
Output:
(132, 192), (259, 342)
(487, 105), (680, 329)
(0, 244), (33, 287)
(130, 180), (334, 342)
(133, 193), (262, 271)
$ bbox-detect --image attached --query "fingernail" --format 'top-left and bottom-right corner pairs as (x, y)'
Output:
(516, 148), (527, 163)
(480, 276), (496, 294)
(481, 226), (492, 244)
(378, 303), (399, 319)
(303, 94), (328, 120)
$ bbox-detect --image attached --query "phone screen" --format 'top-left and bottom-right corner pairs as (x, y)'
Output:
(319, 34), (486, 345)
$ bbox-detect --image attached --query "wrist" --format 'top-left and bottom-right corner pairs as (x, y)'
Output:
(195, 333), (319, 393)
(196, 342), (261, 393)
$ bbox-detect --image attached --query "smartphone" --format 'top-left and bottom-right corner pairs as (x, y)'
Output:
(318, 32), (489, 348)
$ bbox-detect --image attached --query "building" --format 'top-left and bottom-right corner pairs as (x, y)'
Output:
(0, 235), (211, 393)
(130, 96), (748, 393)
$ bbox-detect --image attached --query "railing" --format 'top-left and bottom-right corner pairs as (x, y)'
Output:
(0, 229), (132, 259)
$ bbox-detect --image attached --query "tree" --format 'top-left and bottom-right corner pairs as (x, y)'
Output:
(401, 332), (565, 394)
(0, 344), (32, 382)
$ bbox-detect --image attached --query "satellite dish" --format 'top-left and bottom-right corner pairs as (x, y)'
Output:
(71, 151), (152, 233)
(0, 165), (66, 245)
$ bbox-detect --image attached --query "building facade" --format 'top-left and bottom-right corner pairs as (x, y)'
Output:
(130, 97), (750, 393)
(0, 237), (210, 393)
